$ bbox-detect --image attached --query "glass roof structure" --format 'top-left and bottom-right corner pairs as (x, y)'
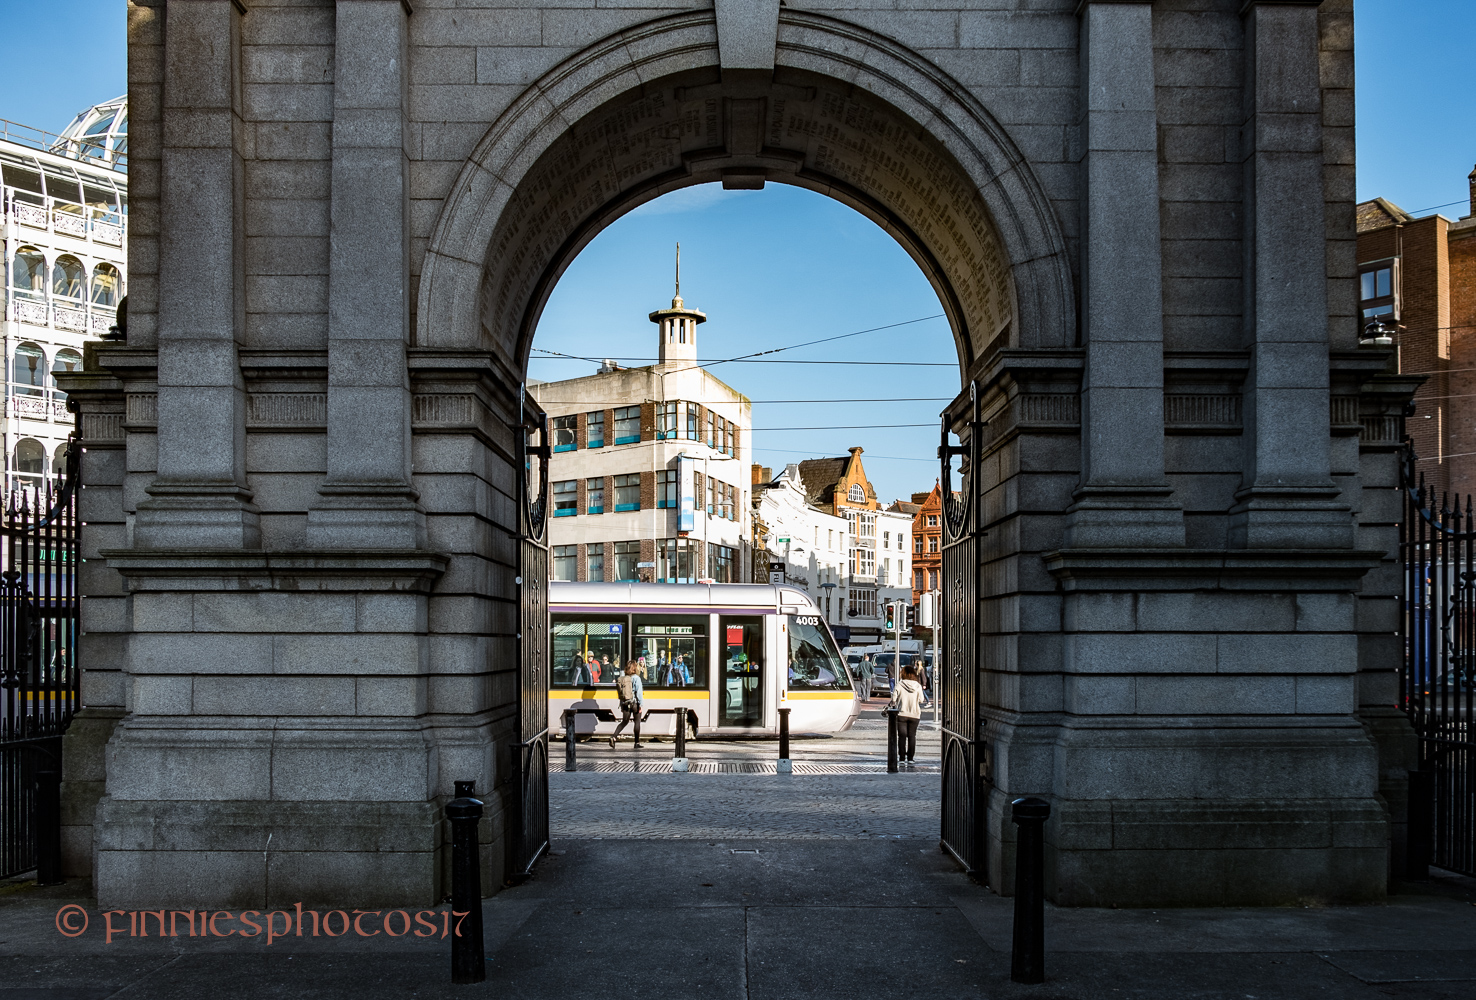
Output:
(55, 95), (127, 170)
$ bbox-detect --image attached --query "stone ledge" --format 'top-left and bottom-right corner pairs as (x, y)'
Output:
(100, 549), (449, 593)
(1043, 548), (1385, 592)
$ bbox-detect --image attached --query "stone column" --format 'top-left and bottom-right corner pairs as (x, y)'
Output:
(1065, 0), (1184, 548)
(1231, 0), (1351, 548)
(134, 0), (258, 549)
(306, 0), (425, 549)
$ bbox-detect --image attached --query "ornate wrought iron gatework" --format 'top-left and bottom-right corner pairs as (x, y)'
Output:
(1402, 446), (1476, 878)
(1, 441), (79, 881)
(508, 401), (551, 882)
(939, 383), (984, 875)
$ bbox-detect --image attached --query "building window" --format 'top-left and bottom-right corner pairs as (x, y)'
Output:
(586, 477), (604, 514)
(1358, 259), (1399, 324)
(553, 479), (577, 516)
(656, 468), (678, 509)
(849, 587), (877, 619)
(552, 545), (577, 581)
(928, 536), (938, 554)
(859, 513), (875, 539)
(915, 534), (923, 553)
(657, 537), (697, 583)
(657, 401), (679, 440)
(92, 263), (122, 309)
(879, 557), (890, 586)
(12, 343), (46, 397)
(708, 544), (736, 583)
(882, 531), (890, 549)
(552, 414), (577, 452)
(614, 405), (640, 444)
(915, 569), (924, 591)
(686, 403), (700, 441)
(828, 529), (834, 549)
(847, 483), (865, 503)
(52, 349), (82, 401)
(926, 514), (938, 527)
(52, 255), (84, 300)
(613, 473), (641, 511)
(587, 410), (605, 448)
(12, 247), (46, 299)
(587, 543), (605, 582)
(614, 540), (641, 581)
(858, 548), (875, 577)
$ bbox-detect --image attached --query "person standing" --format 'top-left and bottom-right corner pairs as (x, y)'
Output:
(889, 665), (925, 764)
(610, 661), (645, 749)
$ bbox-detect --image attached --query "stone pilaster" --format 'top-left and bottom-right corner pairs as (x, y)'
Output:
(1066, 0), (1184, 548)
(1230, 0), (1351, 548)
(134, 0), (259, 550)
(306, 0), (425, 549)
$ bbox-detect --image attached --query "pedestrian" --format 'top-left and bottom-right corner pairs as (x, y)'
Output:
(587, 653), (601, 684)
(571, 652), (592, 687)
(889, 665), (925, 764)
(609, 661), (645, 749)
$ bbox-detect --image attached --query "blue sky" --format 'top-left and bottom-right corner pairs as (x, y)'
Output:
(2, 0), (1469, 502)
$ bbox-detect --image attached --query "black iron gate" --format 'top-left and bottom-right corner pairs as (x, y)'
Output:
(939, 383), (984, 875)
(507, 400), (551, 882)
(1, 441), (79, 881)
(1402, 446), (1476, 877)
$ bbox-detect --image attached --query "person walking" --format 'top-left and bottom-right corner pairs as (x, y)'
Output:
(610, 661), (645, 749)
(889, 665), (925, 764)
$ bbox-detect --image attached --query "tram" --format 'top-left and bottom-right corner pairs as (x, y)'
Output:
(550, 582), (860, 737)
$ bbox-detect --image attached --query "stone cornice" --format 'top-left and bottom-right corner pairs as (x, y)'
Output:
(100, 549), (449, 593)
(1043, 548), (1385, 592)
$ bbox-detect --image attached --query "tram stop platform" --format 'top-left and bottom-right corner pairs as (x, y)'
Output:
(3, 715), (1475, 999)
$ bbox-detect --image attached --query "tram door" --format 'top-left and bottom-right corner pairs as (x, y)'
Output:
(718, 616), (764, 727)
(508, 402), (551, 882)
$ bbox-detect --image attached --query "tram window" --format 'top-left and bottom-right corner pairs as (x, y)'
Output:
(719, 616), (764, 726)
(632, 616), (707, 689)
(788, 616), (852, 691)
(551, 617), (625, 688)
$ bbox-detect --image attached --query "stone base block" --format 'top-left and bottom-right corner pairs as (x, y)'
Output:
(986, 793), (1388, 906)
(92, 797), (485, 909)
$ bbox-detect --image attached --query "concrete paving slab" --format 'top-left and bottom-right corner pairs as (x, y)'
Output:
(1319, 950), (1476, 984)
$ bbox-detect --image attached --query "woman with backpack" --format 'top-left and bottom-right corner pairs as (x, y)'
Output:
(609, 661), (645, 749)
(889, 664), (925, 764)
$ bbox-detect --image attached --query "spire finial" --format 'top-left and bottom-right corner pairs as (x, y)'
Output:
(675, 243), (681, 297)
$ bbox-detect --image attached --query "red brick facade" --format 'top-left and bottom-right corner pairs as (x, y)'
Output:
(1359, 178), (1476, 495)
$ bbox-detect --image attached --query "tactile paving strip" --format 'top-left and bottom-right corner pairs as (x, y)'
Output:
(575, 760), (939, 774)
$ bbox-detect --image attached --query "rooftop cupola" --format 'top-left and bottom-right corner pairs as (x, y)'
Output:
(648, 243), (706, 364)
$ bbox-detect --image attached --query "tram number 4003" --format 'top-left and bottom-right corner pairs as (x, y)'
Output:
(793, 616), (821, 626)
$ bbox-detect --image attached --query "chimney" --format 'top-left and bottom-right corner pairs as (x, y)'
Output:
(1468, 164), (1476, 219)
(751, 464), (770, 485)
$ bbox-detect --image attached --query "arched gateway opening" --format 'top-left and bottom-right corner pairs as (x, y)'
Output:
(72, 0), (1397, 915)
(416, 10), (1072, 890)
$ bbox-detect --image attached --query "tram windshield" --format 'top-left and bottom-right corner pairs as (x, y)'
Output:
(552, 617), (623, 686)
(787, 616), (853, 691)
(633, 616), (708, 689)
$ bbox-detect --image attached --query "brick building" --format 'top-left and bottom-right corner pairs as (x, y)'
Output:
(892, 482), (943, 608)
(1357, 167), (1476, 494)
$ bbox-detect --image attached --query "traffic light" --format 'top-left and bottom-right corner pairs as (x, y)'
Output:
(905, 604), (916, 628)
(918, 592), (934, 628)
(884, 603), (895, 631)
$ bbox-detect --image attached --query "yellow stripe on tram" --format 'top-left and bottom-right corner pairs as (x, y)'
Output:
(783, 691), (855, 701)
(550, 690), (697, 700)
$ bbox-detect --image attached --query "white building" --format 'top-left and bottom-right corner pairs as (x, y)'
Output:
(527, 260), (751, 583)
(1, 98), (127, 490)
(753, 453), (912, 647)
(753, 463), (850, 625)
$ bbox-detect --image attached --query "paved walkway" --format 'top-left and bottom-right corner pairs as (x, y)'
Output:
(3, 721), (1475, 998)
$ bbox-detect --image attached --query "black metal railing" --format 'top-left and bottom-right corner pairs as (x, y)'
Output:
(1, 438), (79, 880)
(1401, 444), (1476, 878)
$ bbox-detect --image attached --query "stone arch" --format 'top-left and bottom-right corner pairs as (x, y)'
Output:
(416, 9), (1075, 381)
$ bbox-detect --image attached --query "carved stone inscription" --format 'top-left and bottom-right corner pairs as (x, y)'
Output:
(480, 79), (1012, 364)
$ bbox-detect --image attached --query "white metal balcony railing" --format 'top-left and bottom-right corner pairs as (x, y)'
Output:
(5, 393), (70, 422)
(5, 297), (117, 335)
(3, 187), (127, 247)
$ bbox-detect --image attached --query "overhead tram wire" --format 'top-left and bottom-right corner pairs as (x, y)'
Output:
(532, 350), (955, 367)
(530, 312), (953, 371)
(754, 423), (935, 431)
(530, 396), (954, 404)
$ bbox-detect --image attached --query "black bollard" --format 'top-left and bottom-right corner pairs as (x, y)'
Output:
(447, 780), (486, 984)
(563, 710), (576, 772)
(1010, 796), (1050, 984)
(34, 750), (62, 886)
(1407, 766), (1434, 882)
(675, 707), (687, 757)
(778, 706), (792, 773)
(886, 707), (899, 773)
